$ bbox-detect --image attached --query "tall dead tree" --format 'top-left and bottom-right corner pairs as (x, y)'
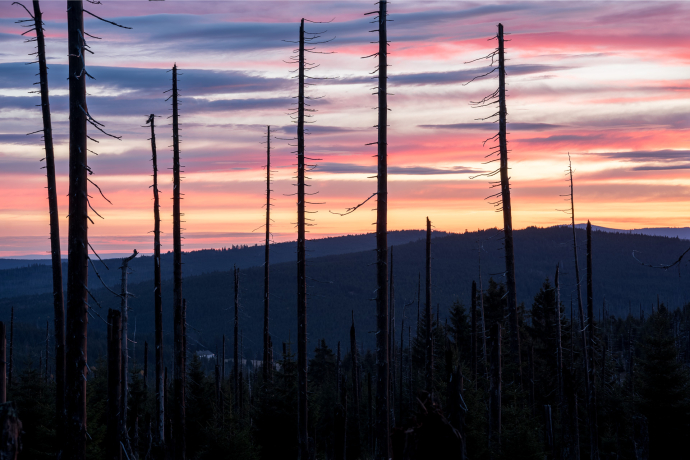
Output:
(471, 281), (477, 386)
(146, 112), (165, 446)
(8, 308), (13, 391)
(425, 217), (433, 394)
(0, 323), (5, 404)
(171, 64), (185, 460)
(107, 309), (122, 460)
(120, 249), (138, 449)
(389, 247), (396, 427)
(350, 312), (362, 457)
(567, 157), (593, 460)
(370, 2), (390, 457)
(234, 266), (239, 412)
(263, 126), (272, 382)
(586, 221), (599, 460)
(14, 0), (67, 441)
(65, 2), (89, 457)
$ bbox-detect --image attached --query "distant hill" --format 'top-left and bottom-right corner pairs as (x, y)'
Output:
(571, 224), (690, 240)
(2, 226), (690, 364)
(0, 230), (445, 299)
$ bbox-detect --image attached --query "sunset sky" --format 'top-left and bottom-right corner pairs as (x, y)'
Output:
(1, 1), (689, 257)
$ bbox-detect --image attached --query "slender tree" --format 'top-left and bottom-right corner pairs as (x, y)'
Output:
(171, 64), (185, 460)
(296, 18), (309, 459)
(120, 249), (138, 450)
(107, 309), (122, 460)
(146, 112), (165, 447)
(350, 312), (362, 457)
(425, 217), (433, 394)
(496, 23), (521, 377)
(471, 280), (477, 386)
(478, 242), (488, 371)
(586, 221), (599, 459)
(263, 125), (272, 382)
(234, 266), (240, 412)
(389, 246), (396, 427)
(370, 2), (390, 457)
(64, 3), (89, 457)
(0, 323), (5, 404)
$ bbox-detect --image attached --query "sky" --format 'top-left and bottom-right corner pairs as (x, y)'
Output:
(0, 1), (689, 257)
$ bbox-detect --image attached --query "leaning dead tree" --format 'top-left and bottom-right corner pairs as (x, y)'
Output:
(14, 0), (66, 443)
(146, 113), (165, 446)
(170, 64), (186, 460)
(263, 126), (272, 381)
(563, 156), (594, 459)
(466, 23), (521, 379)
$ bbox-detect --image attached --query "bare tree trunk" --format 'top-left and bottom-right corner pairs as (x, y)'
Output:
(471, 280), (477, 387)
(568, 158), (592, 460)
(263, 126), (271, 382)
(146, 112), (165, 447)
(296, 18), (309, 460)
(108, 309), (123, 460)
(425, 217), (433, 394)
(0, 323), (5, 403)
(586, 221), (599, 460)
(30, 1), (66, 443)
(399, 305), (404, 421)
(417, 273), (420, 338)
(215, 360), (221, 423)
(389, 247), (396, 427)
(556, 264), (570, 460)
(171, 64), (185, 460)
(8, 307), (13, 391)
(478, 243), (488, 374)
(373, 3), (389, 458)
(408, 326), (412, 415)
(497, 23), (521, 380)
(65, 2), (88, 457)
(234, 266), (239, 413)
(489, 322), (502, 457)
(120, 250), (137, 449)
(350, 313), (362, 457)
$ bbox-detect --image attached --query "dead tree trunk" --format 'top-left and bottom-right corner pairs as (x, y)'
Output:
(234, 266), (239, 413)
(489, 322), (502, 457)
(0, 323), (5, 403)
(556, 264), (571, 459)
(425, 217), (433, 394)
(146, 112), (165, 447)
(350, 313), (362, 457)
(471, 280), (477, 387)
(399, 304), (404, 421)
(8, 308), (13, 391)
(586, 221), (599, 460)
(107, 309), (122, 460)
(171, 64), (185, 460)
(372, 2), (390, 458)
(263, 125), (271, 382)
(120, 250), (137, 448)
(296, 18), (309, 460)
(478, 243), (488, 374)
(497, 23), (521, 380)
(389, 247), (396, 427)
(65, 2), (88, 457)
(30, 0), (66, 443)
(568, 157), (592, 459)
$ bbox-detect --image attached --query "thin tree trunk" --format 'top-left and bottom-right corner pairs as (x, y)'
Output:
(556, 264), (570, 460)
(8, 307), (13, 391)
(263, 125), (271, 382)
(120, 250), (137, 449)
(351, 313), (362, 457)
(234, 266), (239, 413)
(568, 157), (592, 460)
(417, 273), (420, 338)
(471, 280), (477, 387)
(296, 19), (309, 459)
(171, 64), (185, 460)
(31, 0), (65, 442)
(586, 221), (599, 460)
(389, 247), (396, 427)
(399, 306), (404, 421)
(65, 1), (88, 457)
(408, 326), (412, 415)
(374, 3), (389, 458)
(478, 243), (488, 373)
(147, 112), (165, 447)
(497, 23), (521, 379)
(107, 309), (122, 460)
(215, 360), (221, 423)
(425, 217), (433, 394)
(489, 322), (502, 457)
(0, 323), (5, 404)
